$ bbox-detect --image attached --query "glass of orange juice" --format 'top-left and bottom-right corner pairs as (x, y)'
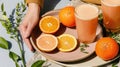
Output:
(101, 0), (120, 32)
(75, 4), (99, 43)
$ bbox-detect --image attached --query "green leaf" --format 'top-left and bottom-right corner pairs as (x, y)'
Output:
(16, 11), (19, 16)
(0, 21), (6, 28)
(3, 11), (6, 15)
(21, 2), (26, 12)
(79, 43), (89, 54)
(2, 15), (10, 22)
(31, 60), (45, 67)
(112, 63), (118, 67)
(1, 3), (4, 11)
(22, 7), (26, 12)
(98, 13), (103, 21)
(9, 51), (21, 62)
(111, 33), (120, 45)
(16, 3), (20, 9)
(0, 36), (9, 49)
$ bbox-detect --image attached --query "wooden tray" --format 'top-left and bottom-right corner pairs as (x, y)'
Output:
(30, 9), (103, 62)
(30, 9), (120, 66)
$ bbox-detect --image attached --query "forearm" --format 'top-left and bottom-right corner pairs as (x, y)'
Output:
(24, 3), (41, 23)
(28, 3), (41, 14)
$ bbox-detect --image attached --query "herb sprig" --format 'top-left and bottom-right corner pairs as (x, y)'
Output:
(108, 32), (120, 45)
(0, 2), (26, 67)
(80, 43), (89, 54)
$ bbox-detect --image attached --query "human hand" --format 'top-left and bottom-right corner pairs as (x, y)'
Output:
(19, 3), (41, 51)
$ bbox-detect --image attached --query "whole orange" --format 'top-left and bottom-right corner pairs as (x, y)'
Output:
(59, 6), (75, 27)
(95, 37), (119, 61)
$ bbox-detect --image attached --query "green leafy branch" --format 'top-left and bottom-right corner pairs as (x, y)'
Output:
(0, 2), (26, 67)
(0, 2), (46, 67)
(0, 37), (21, 67)
(31, 60), (45, 67)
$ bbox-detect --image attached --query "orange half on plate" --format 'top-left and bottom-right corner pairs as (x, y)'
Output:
(39, 16), (60, 34)
(57, 34), (77, 52)
(36, 34), (58, 52)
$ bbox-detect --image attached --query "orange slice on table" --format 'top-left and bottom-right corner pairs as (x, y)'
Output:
(39, 16), (60, 34)
(36, 34), (58, 52)
(57, 34), (77, 52)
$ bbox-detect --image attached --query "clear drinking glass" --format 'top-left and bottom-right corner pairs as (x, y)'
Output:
(101, 0), (120, 32)
(75, 4), (99, 43)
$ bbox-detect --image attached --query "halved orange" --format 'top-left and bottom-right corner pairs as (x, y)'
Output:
(36, 34), (58, 52)
(57, 34), (77, 52)
(39, 16), (60, 34)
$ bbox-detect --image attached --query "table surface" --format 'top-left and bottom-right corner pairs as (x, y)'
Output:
(0, 0), (120, 67)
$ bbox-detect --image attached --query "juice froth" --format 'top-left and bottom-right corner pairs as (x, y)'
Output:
(75, 4), (98, 20)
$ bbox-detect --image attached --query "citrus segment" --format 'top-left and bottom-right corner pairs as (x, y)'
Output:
(95, 37), (119, 61)
(39, 16), (60, 34)
(57, 34), (77, 52)
(36, 34), (58, 52)
(59, 6), (75, 27)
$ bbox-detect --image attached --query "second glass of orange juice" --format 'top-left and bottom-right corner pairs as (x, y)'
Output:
(75, 4), (99, 43)
(101, 0), (120, 32)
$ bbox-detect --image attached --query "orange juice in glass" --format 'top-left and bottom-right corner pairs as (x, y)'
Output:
(101, 0), (120, 32)
(75, 4), (99, 43)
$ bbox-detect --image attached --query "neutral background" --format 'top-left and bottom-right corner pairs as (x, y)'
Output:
(0, 0), (70, 67)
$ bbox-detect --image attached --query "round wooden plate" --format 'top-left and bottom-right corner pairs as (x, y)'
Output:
(30, 9), (103, 62)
